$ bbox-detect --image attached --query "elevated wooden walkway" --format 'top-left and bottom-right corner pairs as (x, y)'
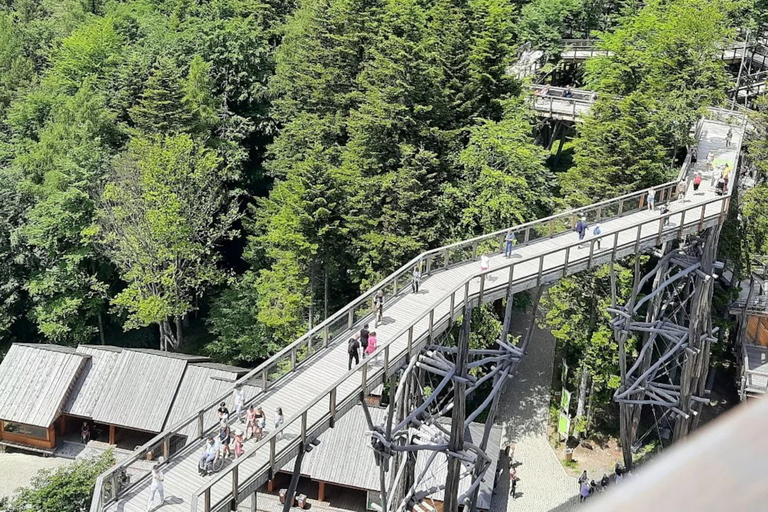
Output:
(93, 114), (744, 512)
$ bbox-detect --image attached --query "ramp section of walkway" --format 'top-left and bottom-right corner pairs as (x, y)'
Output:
(95, 114), (743, 512)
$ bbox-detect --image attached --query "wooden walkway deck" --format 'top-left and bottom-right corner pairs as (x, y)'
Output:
(100, 117), (743, 512)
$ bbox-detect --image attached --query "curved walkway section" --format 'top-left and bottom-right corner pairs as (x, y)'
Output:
(98, 115), (743, 512)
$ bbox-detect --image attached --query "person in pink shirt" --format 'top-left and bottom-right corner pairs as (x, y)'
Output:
(366, 331), (378, 361)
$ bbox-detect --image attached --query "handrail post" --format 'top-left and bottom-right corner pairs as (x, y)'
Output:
(384, 345), (390, 376)
(634, 224), (642, 253)
(205, 488), (211, 512)
(163, 436), (170, 461)
(657, 216), (665, 245)
(618, 199), (624, 215)
(112, 472), (119, 501)
(361, 362), (368, 394)
(464, 281), (470, 313)
(478, 274), (486, 303)
(678, 209), (687, 238)
(323, 325), (329, 348)
(472, 241), (478, 258)
(524, 227), (530, 243)
(443, 249), (450, 269)
(329, 388), (337, 427)
(612, 232), (619, 261)
(291, 347), (297, 371)
(408, 326), (414, 355)
(347, 308), (354, 330)
(425, 256), (432, 275)
(563, 246), (571, 276)
(269, 437), (276, 475)
(536, 256), (544, 286)
(588, 240), (595, 268)
(262, 368), (268, 392)
(393, 275), (399, 296)
(198, 410), (205, 439)
(301, 411), (307, 444)
(231, 465), (239, 511)
(428, 310), (435, 341)
(449, 291), (456, 323)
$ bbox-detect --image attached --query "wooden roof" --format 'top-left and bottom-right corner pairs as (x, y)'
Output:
(0, 344), (88, 427)
(165, 362), (257, 438)
(91, 349), (189, 432)
(64, 345), (123, 418)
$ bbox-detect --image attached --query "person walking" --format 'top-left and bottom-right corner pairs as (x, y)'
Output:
(373, 290), (384, 324)
(232, 385), (245, 423)
(504, 230), (516, 258)
(578, 470), (588, 493)
(593, 223), (602, 249)
(726, 127), (733, 147)
(233, 430), (245, 459)
(509, 466), (517, 498)
(246, 405), (258, 440)
(146, 464), (164, 511)
(366, 331), (378, 360)
(219, 422), (232, 458)
(706, 151), (714, 174)
(360, 325), (370, 359)
(614, 462), (624, 484)
(256, 407), (266, 438)
(480, 253), (490, 271)
(580, 481), (590, 503)
(646, 188), (655, 210)
(676, 179), (687, 202)
(274, 407), (284, 440)
(412, 266), (421, 293)
(693, 172), (702, 193)
(575, 217), (588, 244)
(564, 85), (573, 98)
(348, 335), (360, 370)
(217, 402), (229, 423)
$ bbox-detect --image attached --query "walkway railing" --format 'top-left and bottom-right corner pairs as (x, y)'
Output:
(191, 192), (732, 512)
(528, 85), (597, 120)
(90, 181), (681, 510)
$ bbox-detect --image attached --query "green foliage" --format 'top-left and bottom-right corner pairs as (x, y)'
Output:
(0, 451), (114, 512)
(96, 134), (239, 348)
(562, 92), (673, 204)
(542, 261), (637, 405)
(519, 0), (580, 54)
(742, 184), (768, 258)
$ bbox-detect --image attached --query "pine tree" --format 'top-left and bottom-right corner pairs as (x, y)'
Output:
(129, 56), (195, 134)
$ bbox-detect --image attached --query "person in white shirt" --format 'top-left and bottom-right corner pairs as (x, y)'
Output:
(146, 464), (164, 511)
(274, 407), (284, 440)
(233, 385), (245, 423)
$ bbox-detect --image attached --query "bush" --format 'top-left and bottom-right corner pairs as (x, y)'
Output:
(0, 451), (114, 512)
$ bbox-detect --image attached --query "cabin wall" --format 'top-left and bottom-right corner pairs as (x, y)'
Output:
(0, 420), (56, 450)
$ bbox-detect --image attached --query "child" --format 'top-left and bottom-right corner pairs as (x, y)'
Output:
(693, 172), (702, 192)
(246, 405), (257, 440)
(233, 430), (245, 459)
(480, 253), (490, 271)
(593, 223), (602, 249)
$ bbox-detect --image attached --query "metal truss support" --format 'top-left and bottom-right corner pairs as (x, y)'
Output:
(371, 287), (540, 511)
(610, 229), (721, 469)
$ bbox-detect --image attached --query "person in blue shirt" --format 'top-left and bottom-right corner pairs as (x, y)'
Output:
(504, 230), (516, 257)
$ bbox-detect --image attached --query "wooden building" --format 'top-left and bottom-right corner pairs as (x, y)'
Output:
(275, 404), (502, 511)
(0, 343), (255, 454)
(0, 344), (89, 453)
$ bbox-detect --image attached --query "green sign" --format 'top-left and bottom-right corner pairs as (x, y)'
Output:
(558, 412), (571, 441)
(560, 389), (571, 412)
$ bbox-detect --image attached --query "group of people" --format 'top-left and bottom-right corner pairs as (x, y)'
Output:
(348, 324), (379, 369)
(196, 395), (286, 477)
(574, 217), (602, 248)
(577, 463), (631, 504)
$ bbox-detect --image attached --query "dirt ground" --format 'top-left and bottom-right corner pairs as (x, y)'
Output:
(0, 452), (71, 499)
(547, 426), (623, 480)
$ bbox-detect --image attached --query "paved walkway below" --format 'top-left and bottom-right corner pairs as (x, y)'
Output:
(490, 307), (578, 512)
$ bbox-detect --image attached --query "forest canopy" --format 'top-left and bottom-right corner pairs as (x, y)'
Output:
(0, 0), (747, 365)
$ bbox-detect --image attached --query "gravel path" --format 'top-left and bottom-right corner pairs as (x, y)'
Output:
(0, 452), (71, 499)
(489, 306), (579, 512)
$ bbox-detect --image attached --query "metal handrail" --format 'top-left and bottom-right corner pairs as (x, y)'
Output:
(192, 191), (733, 512)
(91, 173), (686, 510)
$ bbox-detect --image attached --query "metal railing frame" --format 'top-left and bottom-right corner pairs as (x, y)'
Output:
(190, 192), (732, 512)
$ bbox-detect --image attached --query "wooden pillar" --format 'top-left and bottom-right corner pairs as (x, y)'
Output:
(318, 481), (326, 502)
(58, 415), (66, 434)
(444, 305), (471, 510)
(109, 424), (115, 445)
(249, 491), (258, 512)
(267, 479), (275, 493)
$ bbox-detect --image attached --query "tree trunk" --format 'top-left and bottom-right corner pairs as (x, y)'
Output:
(575, 363), (589, 427)
(97, 312), (105, 345)
(309, 262), (315, 330)
(176, 316), (183, 348)
(324, 266), (329, 321)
